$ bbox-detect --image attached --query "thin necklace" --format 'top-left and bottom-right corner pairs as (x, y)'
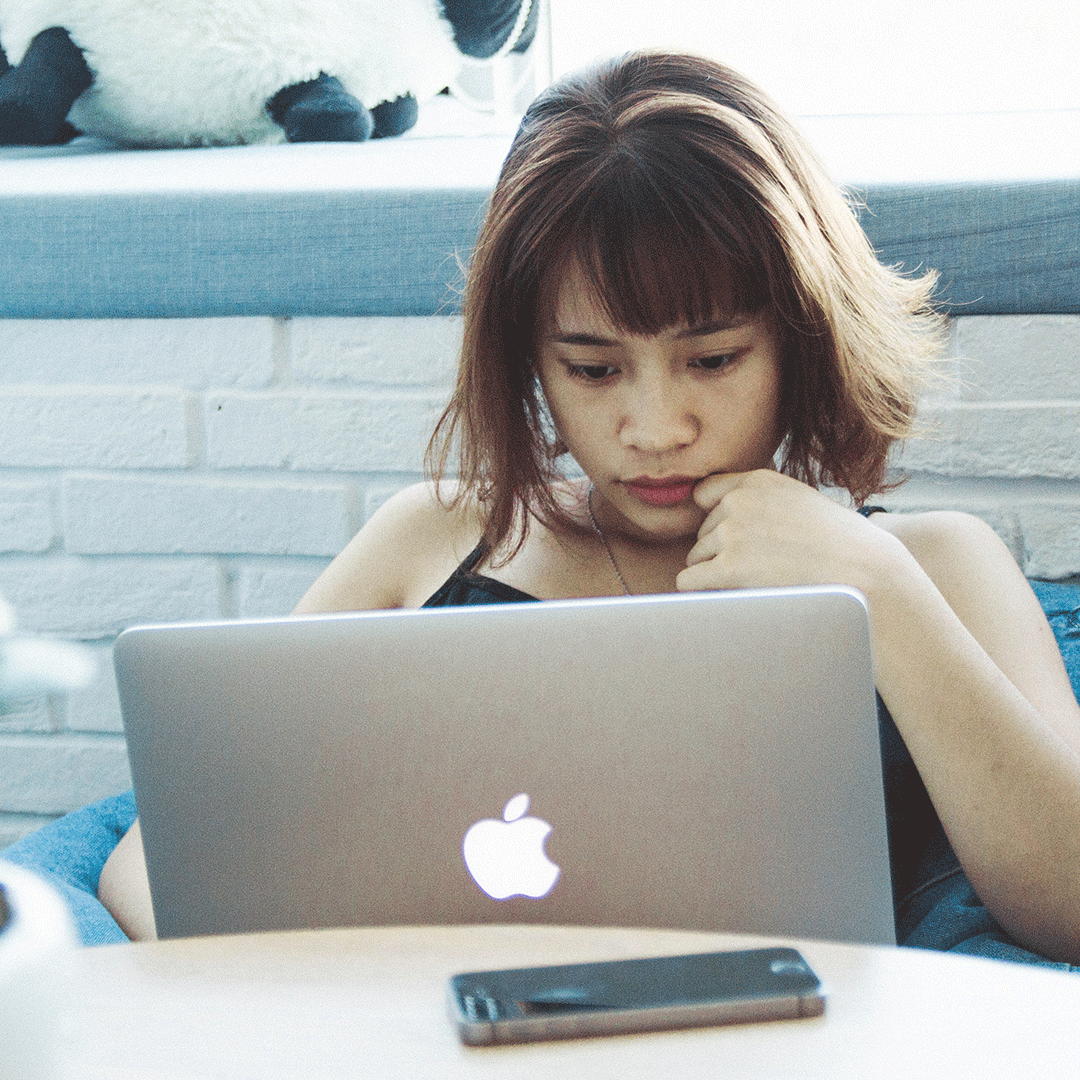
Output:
(586, 483), (631, 596)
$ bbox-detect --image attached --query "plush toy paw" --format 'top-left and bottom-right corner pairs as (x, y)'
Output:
(267, 74), (375, 143)
(371, 94), (419, 139)
(0, 26), (91, 145)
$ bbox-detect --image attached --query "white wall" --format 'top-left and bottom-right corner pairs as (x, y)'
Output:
(0, 315), (458, 844)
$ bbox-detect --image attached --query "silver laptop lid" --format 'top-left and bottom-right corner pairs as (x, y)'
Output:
(114, 586), (895, 945)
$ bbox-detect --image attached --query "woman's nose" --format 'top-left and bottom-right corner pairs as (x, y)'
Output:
(618, 380), (699, 453)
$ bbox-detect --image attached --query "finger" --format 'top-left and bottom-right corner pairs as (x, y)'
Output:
(686, 507), (736, 567)
(694, 497), (729, 544)
(684, 531), (716, 568)
(674, 563), (703, 592)
(687, 489), (739, 567)
(675, 555), (735, 593)
(691, 470), (748, 510)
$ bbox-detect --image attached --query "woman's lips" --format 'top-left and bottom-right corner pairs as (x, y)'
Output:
(622, 477), (698, 507)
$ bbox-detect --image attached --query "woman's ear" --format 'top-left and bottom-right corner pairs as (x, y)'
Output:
(532, 374), (567, 457)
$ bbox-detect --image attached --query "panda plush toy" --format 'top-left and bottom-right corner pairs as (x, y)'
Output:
(0, 0), (537, 147)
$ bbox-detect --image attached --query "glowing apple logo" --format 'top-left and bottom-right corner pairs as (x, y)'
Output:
(462, 794), (561, 900)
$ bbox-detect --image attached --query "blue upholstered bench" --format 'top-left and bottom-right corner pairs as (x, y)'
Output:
(1, 111), (1078, 320)
(1, 790), (137, 945)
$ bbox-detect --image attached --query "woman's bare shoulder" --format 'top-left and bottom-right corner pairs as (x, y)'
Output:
(869, 508), (1078, 702)
(867, 508), (1025, 604)
(292, 481), (483, 614)
(869, 508), (1012, 581)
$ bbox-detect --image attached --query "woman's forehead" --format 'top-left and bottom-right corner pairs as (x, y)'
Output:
(543, 260), (610, 330)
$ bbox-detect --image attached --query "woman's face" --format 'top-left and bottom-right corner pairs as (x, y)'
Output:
(534, 261), (785, 543)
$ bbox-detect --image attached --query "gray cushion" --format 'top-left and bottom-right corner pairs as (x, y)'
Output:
(859, 181), (1080, 315)
(0, 137), (505, 319)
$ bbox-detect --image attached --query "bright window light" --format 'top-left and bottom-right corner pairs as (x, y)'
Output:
(548, 0), (1080, 116)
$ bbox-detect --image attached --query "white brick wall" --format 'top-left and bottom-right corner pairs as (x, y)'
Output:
(887, 316), (1080, 577)
(0, 314), (460, 845)
(1, 312), (1078, 845)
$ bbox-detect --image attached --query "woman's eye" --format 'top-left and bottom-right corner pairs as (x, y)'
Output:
(568, 363), (618, 381)
(692, 352), (738, 371)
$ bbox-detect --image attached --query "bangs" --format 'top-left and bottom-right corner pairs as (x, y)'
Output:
(543, 143), (772, 337)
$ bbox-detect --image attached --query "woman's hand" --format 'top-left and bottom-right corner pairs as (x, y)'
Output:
(675, 469), (904, 594)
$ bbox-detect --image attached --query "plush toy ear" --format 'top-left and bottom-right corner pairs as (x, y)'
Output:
(0, 27), (92, 145)
(441, 0), (539, 58)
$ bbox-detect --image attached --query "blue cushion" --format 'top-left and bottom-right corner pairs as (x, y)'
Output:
(1030, 580), (1080, 705)
(0, 791), (136, 945)
(901, 872), (1078, 971)
(0, 138), (506, 319)
(858, 181), (1080, 316)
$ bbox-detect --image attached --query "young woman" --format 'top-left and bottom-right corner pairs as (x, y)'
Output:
(100, 51), (1080, 966)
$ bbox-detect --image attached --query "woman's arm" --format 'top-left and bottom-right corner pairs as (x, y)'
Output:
(855, 509), (1080, 964)
(97, 819), (157, 941)
(679, 469), (1080, 964)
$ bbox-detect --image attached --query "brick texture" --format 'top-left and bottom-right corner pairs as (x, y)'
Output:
(62, 474), (356, 556)
(0, 734), (131, 815)
(0, 387), (193, 469)
(0, 317), (276, 388)
(0, 556), (222, 637)
(205, 389), (447, 472)
(0, 480), (55, 553)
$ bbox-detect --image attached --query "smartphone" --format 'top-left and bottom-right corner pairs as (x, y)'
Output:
(448, 946), (824, 1045)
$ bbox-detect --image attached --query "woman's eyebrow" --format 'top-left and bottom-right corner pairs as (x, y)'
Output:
(675, 316), (751, 338)
(549, 316), (751, 347)
(549, 330), (620, 346)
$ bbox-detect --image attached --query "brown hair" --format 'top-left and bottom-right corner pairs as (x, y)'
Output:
(428, 50), (945, 557)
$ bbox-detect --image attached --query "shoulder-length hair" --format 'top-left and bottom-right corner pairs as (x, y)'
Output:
(428, 50), (945, 558)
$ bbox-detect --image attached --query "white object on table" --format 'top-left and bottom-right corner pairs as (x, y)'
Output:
(0, 861), (78, 1080)
(0, 594), (95, 700)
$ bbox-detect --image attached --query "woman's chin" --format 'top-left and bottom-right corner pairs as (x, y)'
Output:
(610, 501), (704, 546)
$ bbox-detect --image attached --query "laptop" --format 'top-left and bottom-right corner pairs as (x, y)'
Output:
(113, 586), (895, 945)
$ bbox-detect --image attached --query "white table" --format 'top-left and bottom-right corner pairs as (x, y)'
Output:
(57, 925), (1080, 1078)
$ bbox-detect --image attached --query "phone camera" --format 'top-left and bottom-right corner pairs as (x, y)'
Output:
(460, 990), (501, 1021)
